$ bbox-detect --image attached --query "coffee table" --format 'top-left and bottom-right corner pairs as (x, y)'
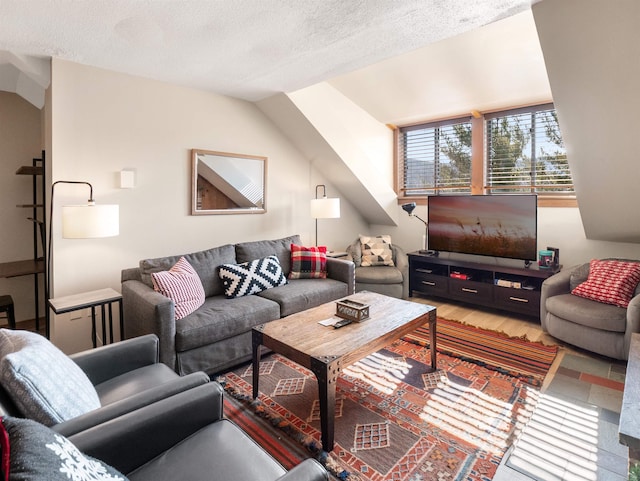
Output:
(251, 291), (437, 452)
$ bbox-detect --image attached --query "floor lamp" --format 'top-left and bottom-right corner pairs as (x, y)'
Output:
(401, 202), (435, 256)
(46, 180), (119, 338)
(310, 184), (340, 246)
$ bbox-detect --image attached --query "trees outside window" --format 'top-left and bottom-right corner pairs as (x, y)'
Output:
(397, 103), (573, 201)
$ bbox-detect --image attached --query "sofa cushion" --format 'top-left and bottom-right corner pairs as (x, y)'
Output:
(151, 257), (205, 320)
(289, 244), (327, 279)
(572, 259), (640, 308)
(0, 330), (100, 426)
(94, 363), (181, 406)
(140, 244), (236, 297)
(360, 235), (395, 267)
(127, 419), (285, 481)
(355, 265), (403, 285)
(257, 278), (349, 317)
(175, 295), (280, 352)
(235, 235), (301, 275)
(546, 293), (628, 333)
(219, 255), (287, 298)
(1, 416), (128, 481)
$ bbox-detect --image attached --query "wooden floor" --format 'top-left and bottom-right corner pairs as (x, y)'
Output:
(410, 294), (558, 344)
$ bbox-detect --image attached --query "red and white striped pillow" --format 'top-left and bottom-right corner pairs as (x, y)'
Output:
(151, 256), (205, 319)
(571, 259), (640, 308)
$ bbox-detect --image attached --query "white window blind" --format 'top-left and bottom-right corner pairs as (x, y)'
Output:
(485, 104), (573, 194)
(399, 117), (472, 196)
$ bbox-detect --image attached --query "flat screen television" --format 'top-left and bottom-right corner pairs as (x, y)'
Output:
(427, 195), (538, 261)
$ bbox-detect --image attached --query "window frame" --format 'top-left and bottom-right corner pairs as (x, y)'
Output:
(395, 103), (576, 208)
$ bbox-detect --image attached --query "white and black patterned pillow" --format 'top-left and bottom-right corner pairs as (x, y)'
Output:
(1, 416), (128, 480)
(218, 255), (287, 298)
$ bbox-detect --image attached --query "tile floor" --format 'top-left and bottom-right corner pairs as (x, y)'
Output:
(495, 351), (629, 481)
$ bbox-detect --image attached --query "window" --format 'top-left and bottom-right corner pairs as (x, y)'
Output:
(486, 104), (572, 194)
(398, 117), (472, 196)
(397, 103), (573, 202)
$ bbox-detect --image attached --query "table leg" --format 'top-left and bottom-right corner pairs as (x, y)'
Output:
(430, 317), (437, 370)
(100, 304), (107, 346)
(108, 302), (114, 344)
(252, 328), (263, 399)
(90, 306), (97, 348)
(118, 299), (124, 341)
(311, 356), (340, 452)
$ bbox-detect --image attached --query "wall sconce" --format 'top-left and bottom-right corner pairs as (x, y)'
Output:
(310, 184), (340, 246)
(119, 170), (135, 189)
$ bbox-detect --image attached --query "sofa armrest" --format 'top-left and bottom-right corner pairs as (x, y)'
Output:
(69, 382), (225, 475)
(70, 334), (160, 385)
(53, 371), (210, 437)
(326, 258), (355, 295)
(392, 245), (409, 299)
(624, 294), (640, 359)
(122, 278), (178, 371)
(540, 267), (575, 330)
(275, 459), (329, 481)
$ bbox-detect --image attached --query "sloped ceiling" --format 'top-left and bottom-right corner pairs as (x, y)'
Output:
(0, 0), (535, 105)
(533, 0), (640, 242)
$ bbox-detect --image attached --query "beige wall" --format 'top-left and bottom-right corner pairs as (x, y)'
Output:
(48, 59), (367, 352)
(0, 91), (44, 323)
(45, 57), (640, 353)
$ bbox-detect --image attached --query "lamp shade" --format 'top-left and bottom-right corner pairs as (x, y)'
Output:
(62, 204), (119, 238)
(310, 197), (340, 219)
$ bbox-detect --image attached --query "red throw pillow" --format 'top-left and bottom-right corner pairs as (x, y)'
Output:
(288, 244), (327, 279)
(151, 257), (205, 319)
(571, 259), (640, 308)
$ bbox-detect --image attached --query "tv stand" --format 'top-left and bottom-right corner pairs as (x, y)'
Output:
(408, 253), (560, 319)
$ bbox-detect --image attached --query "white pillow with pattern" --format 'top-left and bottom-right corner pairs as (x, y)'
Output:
(359, 235), (395, 267)
(0, 329), (101, 426)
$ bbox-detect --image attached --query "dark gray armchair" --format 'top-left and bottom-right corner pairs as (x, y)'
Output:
(0, 333), (209, 437)
(69, 383), (329, 481)
(541, 260), (640, 360)
(346, 238), (409, 299)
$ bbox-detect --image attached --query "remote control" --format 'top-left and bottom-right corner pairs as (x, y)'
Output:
(333, 319), (352, 329)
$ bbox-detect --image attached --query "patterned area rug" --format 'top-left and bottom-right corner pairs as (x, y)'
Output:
(404, 318), (558, 387)
(221, 324), (557, 481)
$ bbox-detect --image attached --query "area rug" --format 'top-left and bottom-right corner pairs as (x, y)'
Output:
(220, 332), (551, 481)
(404, 318), (558, 387)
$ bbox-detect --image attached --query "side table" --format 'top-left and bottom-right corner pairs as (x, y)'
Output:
(49, 288), (124, 348)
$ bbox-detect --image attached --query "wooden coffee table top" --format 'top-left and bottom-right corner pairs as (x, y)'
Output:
(255, 291), (436, 368)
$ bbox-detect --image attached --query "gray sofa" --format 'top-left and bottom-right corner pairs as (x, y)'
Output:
(122, 235), (355, 375)
(3, 382), (328, 481)
(541, 260), (640, 360)
(0, 332), (209, 437)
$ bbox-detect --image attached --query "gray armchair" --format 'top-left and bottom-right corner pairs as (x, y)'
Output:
(69, 383), (329, 481)
(0, 333), (209, 437)
(346, 238), (409, 299)
(541, 260), (640, 360)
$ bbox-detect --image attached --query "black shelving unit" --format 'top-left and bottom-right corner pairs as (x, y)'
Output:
(0, 151), (47, 333)
(408, 252), (559, 319)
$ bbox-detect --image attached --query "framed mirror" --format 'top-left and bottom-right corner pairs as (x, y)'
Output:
(191, 149), (267, 215)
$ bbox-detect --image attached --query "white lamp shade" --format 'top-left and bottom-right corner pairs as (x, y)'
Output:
(62, 204), (119, 238)
(310, 197), (340, 219)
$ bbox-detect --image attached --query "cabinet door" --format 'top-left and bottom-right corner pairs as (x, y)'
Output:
(448, 279), (493, 305)
(494, 287), (540, 316)
(411, 270), (448, 296)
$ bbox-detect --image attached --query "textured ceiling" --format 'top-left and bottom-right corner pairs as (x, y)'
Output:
(0, 0), (536, 102)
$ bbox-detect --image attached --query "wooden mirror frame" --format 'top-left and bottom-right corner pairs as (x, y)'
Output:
(191, 149), (267, 215)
